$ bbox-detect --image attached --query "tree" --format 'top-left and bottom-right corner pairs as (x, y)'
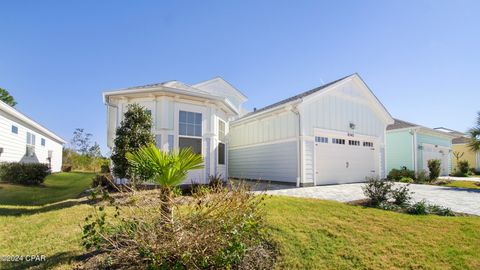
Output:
(111, 104), (154, 179)
(468, 112), (480, 152)
(88, 142), (102, 158)
(127, 143), (204, 224)
(71, 128), (93, 155)
(0, 88), (17, 107)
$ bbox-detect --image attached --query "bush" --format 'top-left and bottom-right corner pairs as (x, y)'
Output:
(427, 159), (441, 181)
(362, 177), (394, 206)
(100, 164), (110, 174)
(427, 204), (455, 216)
(456, 160), (470, 177)
(387, 168), (415, 181)
(399, 177), (414, 183)
(208, 173), (224, 191)
(62, 165), (73, 172)
(391, 185), (413, 206)
(0, 162), (50, 185)
(91, 174), (117, 191)
(407, 200), (429, 215)
(81, 183), (274, 269)
(415, 170), (429, 183)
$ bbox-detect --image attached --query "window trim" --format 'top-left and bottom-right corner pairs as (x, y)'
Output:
(11, 125), (18, 134)
(41, 138), (46, 147)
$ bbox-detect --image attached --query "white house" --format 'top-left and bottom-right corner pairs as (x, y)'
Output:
(228, 74), (394, 186)
(103, 78), (247, 184)
(0, 100), (65, 172)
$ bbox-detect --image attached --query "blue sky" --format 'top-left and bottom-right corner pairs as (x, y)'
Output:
(1, 1), (479, 154)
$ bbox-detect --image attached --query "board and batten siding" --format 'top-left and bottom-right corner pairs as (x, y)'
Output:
(416, 132), (452, 173)
(229, 110), (298, 183)
(386, 130), (414, 172)
(0, 110), (63, 172)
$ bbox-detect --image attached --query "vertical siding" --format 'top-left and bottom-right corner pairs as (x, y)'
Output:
(416, 132), (452, 172)
(301, 86), (385, 138)
(386, 131), (414, 172)
(229, 140), (298, 183)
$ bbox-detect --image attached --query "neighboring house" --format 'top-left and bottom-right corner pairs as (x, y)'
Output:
(103, 78), (247, 184)
(229, 74), (394, 186)
(386, 119), (457, 176)
(434, 127), (480, 171)
(0, 100), (65, 172)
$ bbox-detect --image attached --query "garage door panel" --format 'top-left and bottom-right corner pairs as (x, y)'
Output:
(315, 134), (377, 185)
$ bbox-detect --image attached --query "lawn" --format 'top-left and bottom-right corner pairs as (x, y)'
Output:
(0, 172), (94, 206)
(1, 176), (479, 269)
(442, 180), (480, 190)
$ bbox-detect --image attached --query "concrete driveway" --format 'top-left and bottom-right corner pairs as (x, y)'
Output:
(263, 183), (480, 215)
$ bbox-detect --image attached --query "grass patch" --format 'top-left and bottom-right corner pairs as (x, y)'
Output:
(437, 180), (480, 190)
(0, 182), (479, 269)
(0, 172), (94, 206)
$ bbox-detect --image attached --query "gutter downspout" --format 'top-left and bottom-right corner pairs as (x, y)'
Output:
(291, 100), (303, 187)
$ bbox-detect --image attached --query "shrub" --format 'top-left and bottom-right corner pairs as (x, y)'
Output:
(407, 200), (429, 215)
(391, 185), (413, 206)
(427, 204), (455, 216)
(0, 162), (50, 185)
(91, 174), (117, 191)
(387, 168), (415, 181)
(208, 173), (224, 191)
(362, 177), (394, 206)
(427, 159), (441, 181)
(100, 164), (110, 174)
(62, 165), (72, 172)
(81, 183), (274, 269)
(399, 177), (414, 183)
(456, 160), (470, 177)
(415, 170), (429, 183)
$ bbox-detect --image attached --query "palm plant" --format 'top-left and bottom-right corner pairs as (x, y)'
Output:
(468, 112), (480, 152)
(126, 143), (204, 224)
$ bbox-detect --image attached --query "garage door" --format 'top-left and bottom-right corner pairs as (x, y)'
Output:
(422, 144), (449, 176)
(315, 134), (377, 185)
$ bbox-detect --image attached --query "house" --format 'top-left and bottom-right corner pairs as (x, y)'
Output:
(103, 78), (247, 184)
(228, 74), (394, 186)
(0, 100), (65, 172)
(386, 119), (457, 176)
(434, 128), (479, 172)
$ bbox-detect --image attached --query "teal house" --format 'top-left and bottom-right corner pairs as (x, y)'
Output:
(386, 119), (456, 176)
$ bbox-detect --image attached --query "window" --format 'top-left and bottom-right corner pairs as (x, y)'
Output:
(218, 120), (226, 165)
(11, 125), (18, 134)
(179, 137), (202, 155)
(218, 142), (225, 165)
(179, 111), (202, 137)
(348, 140), (360, 146)
(26, 132), (35, 157)
(41, 138), (46, 146)
(332, 138), (345, 145)
(363, 142), (374, 147)
(26, 132), (36, 145)
(315, 136), (328, 143)
(179, 111), (202, 155)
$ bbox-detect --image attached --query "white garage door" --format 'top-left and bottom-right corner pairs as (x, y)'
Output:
(315, 134), (377, 185)
(422, 144), (449, 176)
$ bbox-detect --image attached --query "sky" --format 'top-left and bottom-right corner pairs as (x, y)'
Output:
(1, 0), (479, 154)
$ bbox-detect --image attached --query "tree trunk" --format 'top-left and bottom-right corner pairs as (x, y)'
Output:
(159, 187), (173, 226)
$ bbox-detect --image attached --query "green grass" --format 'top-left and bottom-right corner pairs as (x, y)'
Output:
(0, 177), (479, 269)
(0, 172), (94, 206)
(443, 180), (480, 190)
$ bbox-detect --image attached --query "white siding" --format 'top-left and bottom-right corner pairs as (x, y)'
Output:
(229, 140), (298, 183)
(0, 111), (64, 172)
(303, 140), (314, 184)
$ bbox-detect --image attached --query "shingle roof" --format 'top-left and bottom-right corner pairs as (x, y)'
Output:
(387, 118), (419, 130)
(452, 136), (471, 144)
(241, 74), (354, 118)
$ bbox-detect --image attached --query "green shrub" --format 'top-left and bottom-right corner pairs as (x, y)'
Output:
(387, 168), (415, 181)
(415, 170), (429, 183)
(362, 177), (394, 206)
(91, 174), (117, 191)
(391, 185), (413, 206)
(0, 162), (50, 185)
(208, 173), (224, 191)
(427, 159), (441, 181)
(407, 200), (429, 215)
(100, 164), (110, 174)
(427, 204), (455, 216)
(399, 177), (414, 183)
(456, 160), (470, 177)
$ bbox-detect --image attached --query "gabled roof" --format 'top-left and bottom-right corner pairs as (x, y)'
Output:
(434, 127), (467, 137)
(452, 136), (471, 144)
(192, 77), (248, 101)
(241, 74), (351, 118)
(387, 118), (419, 130)
(0, 100), (65, 144)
